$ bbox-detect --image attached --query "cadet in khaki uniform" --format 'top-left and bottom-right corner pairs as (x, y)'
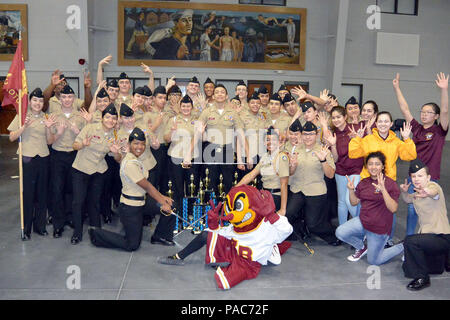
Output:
(70, 104), (121, 245)
(142, 86), (171, 193)
(88, 87), (110, 124)
(257, 85), (270, 120)
(165, 85), (182, 119)
(106, 79), (120, 107)
(277, 84), (290, 102)
(237, 92), (267, 182)
(130, 86), (146, 124)
(89, 127), (173, 251)
(286, 121), (341, 246)
(282, 93), (302, 122)
(42, 71), (92, 114)
(142, 85), (153, 112)
(164, 95), (200, 222)
(8, 88), (56, 240)
(116, 72), (133, 107)
(203, 77), (215, 104)
(265, 93), (291, 145)
(185, 76), (205, 117)
(235, 80), (249, 112)
(117, 103), (159, 225)
(142, 86), (175, 245)
(194, 84), (248, 195)
(48, 85), (88, 238)
(237, 127), (289, 215)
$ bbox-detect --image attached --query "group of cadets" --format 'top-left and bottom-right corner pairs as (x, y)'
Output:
(7, 58), (449, 291)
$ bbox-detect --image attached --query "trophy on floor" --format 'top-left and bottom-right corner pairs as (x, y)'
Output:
(217, 174), (226, 202)
(203, 168), (215, 203)
(179, 174), (198, 232)
(232, 171), (239, 186)
(191, 181), (205, 234)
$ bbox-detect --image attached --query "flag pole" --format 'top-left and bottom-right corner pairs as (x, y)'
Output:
(18, 29), (25, 240)
(18, 88), (25, 240)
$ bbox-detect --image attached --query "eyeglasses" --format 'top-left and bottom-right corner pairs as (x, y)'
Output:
(420, 111), (436, 115)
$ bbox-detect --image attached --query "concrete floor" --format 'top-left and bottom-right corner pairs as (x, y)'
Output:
(0, 136), (449, 300)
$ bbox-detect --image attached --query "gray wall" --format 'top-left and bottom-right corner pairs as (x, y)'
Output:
(343, 0), (450, 122)
(1, 0), (449, 138)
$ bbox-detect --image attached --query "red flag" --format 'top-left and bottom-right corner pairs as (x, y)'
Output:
(1, 40), (28, 126)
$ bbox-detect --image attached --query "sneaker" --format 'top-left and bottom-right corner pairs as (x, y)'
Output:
(157, 255), (185, 266)
(385, 239), (394, 248)
(347, 245), (367, 262)
(268, 245), (281, 265)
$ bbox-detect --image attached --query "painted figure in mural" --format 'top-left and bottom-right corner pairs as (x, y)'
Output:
(200, 26), (220, 62)
(150, 9), (193, 60)
(280, 16), (296, 57)
(219, 26), (234, 62)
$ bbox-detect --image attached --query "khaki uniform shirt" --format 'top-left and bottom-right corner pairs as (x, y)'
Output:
(50, 110), (87, 152)
(164, 114), (198, 159)
(8, 113), (50, 158)
(265, 112), (292, 134)
(413, 182), (450, 234)
(120, 152), (148, 207)
(117, 126), (157, 172)
(115, 94), (133, 109)
(289, 144), (335, 196)
(91, 110), (102, 124)
(198, 103), (244, 146)
(142, 109), (171, 145)
(48, 96), (84, 114)
(255, 151), (289, 195)
(133, 106), (146, 125)
(72, 122), (116, 174)
(240, 110), (267, 159)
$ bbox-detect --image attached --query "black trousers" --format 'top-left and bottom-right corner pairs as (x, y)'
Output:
(101, 155), (120, 219)
(22, 155), (49, 234)
(168, 158), (200, 213)
(152, 144), (170, 194)
(72, 169), (104, 239)
(90, 203), (143, 251)
(402, 233), (450, 279)
(205, 143), (235, 196)
(47, 147), (55, 220)
(286, 191), (337, 243)
(324, 176), (338, 223)
(51, 149), (77, 230)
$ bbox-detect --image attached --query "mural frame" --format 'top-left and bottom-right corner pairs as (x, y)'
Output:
(0, 4), (28, 61)
(118, 1), (306, 70)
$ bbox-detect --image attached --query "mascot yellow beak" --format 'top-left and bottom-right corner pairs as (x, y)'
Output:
(224, 191), (256, 228)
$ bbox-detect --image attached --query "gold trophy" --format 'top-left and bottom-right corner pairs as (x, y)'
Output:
(233, 172), (239, 186)
(161, 180), (175, 216)
(218, 174), (225, 200)
(188, 174), (195, 198)
(198, 181), (205, 205)
(204, 168), (211, 191)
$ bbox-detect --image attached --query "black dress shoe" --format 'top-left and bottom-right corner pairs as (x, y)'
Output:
(328, 239), (343, 246)
(34, 229), (48, 236)
(406, 277), (430, 291)
(71, 236), (81, 245)
(21, 233), (31, 241)
(88, 228), (97, 245)
(53, 228), (64, 238)
(151, 236), (175, 246)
